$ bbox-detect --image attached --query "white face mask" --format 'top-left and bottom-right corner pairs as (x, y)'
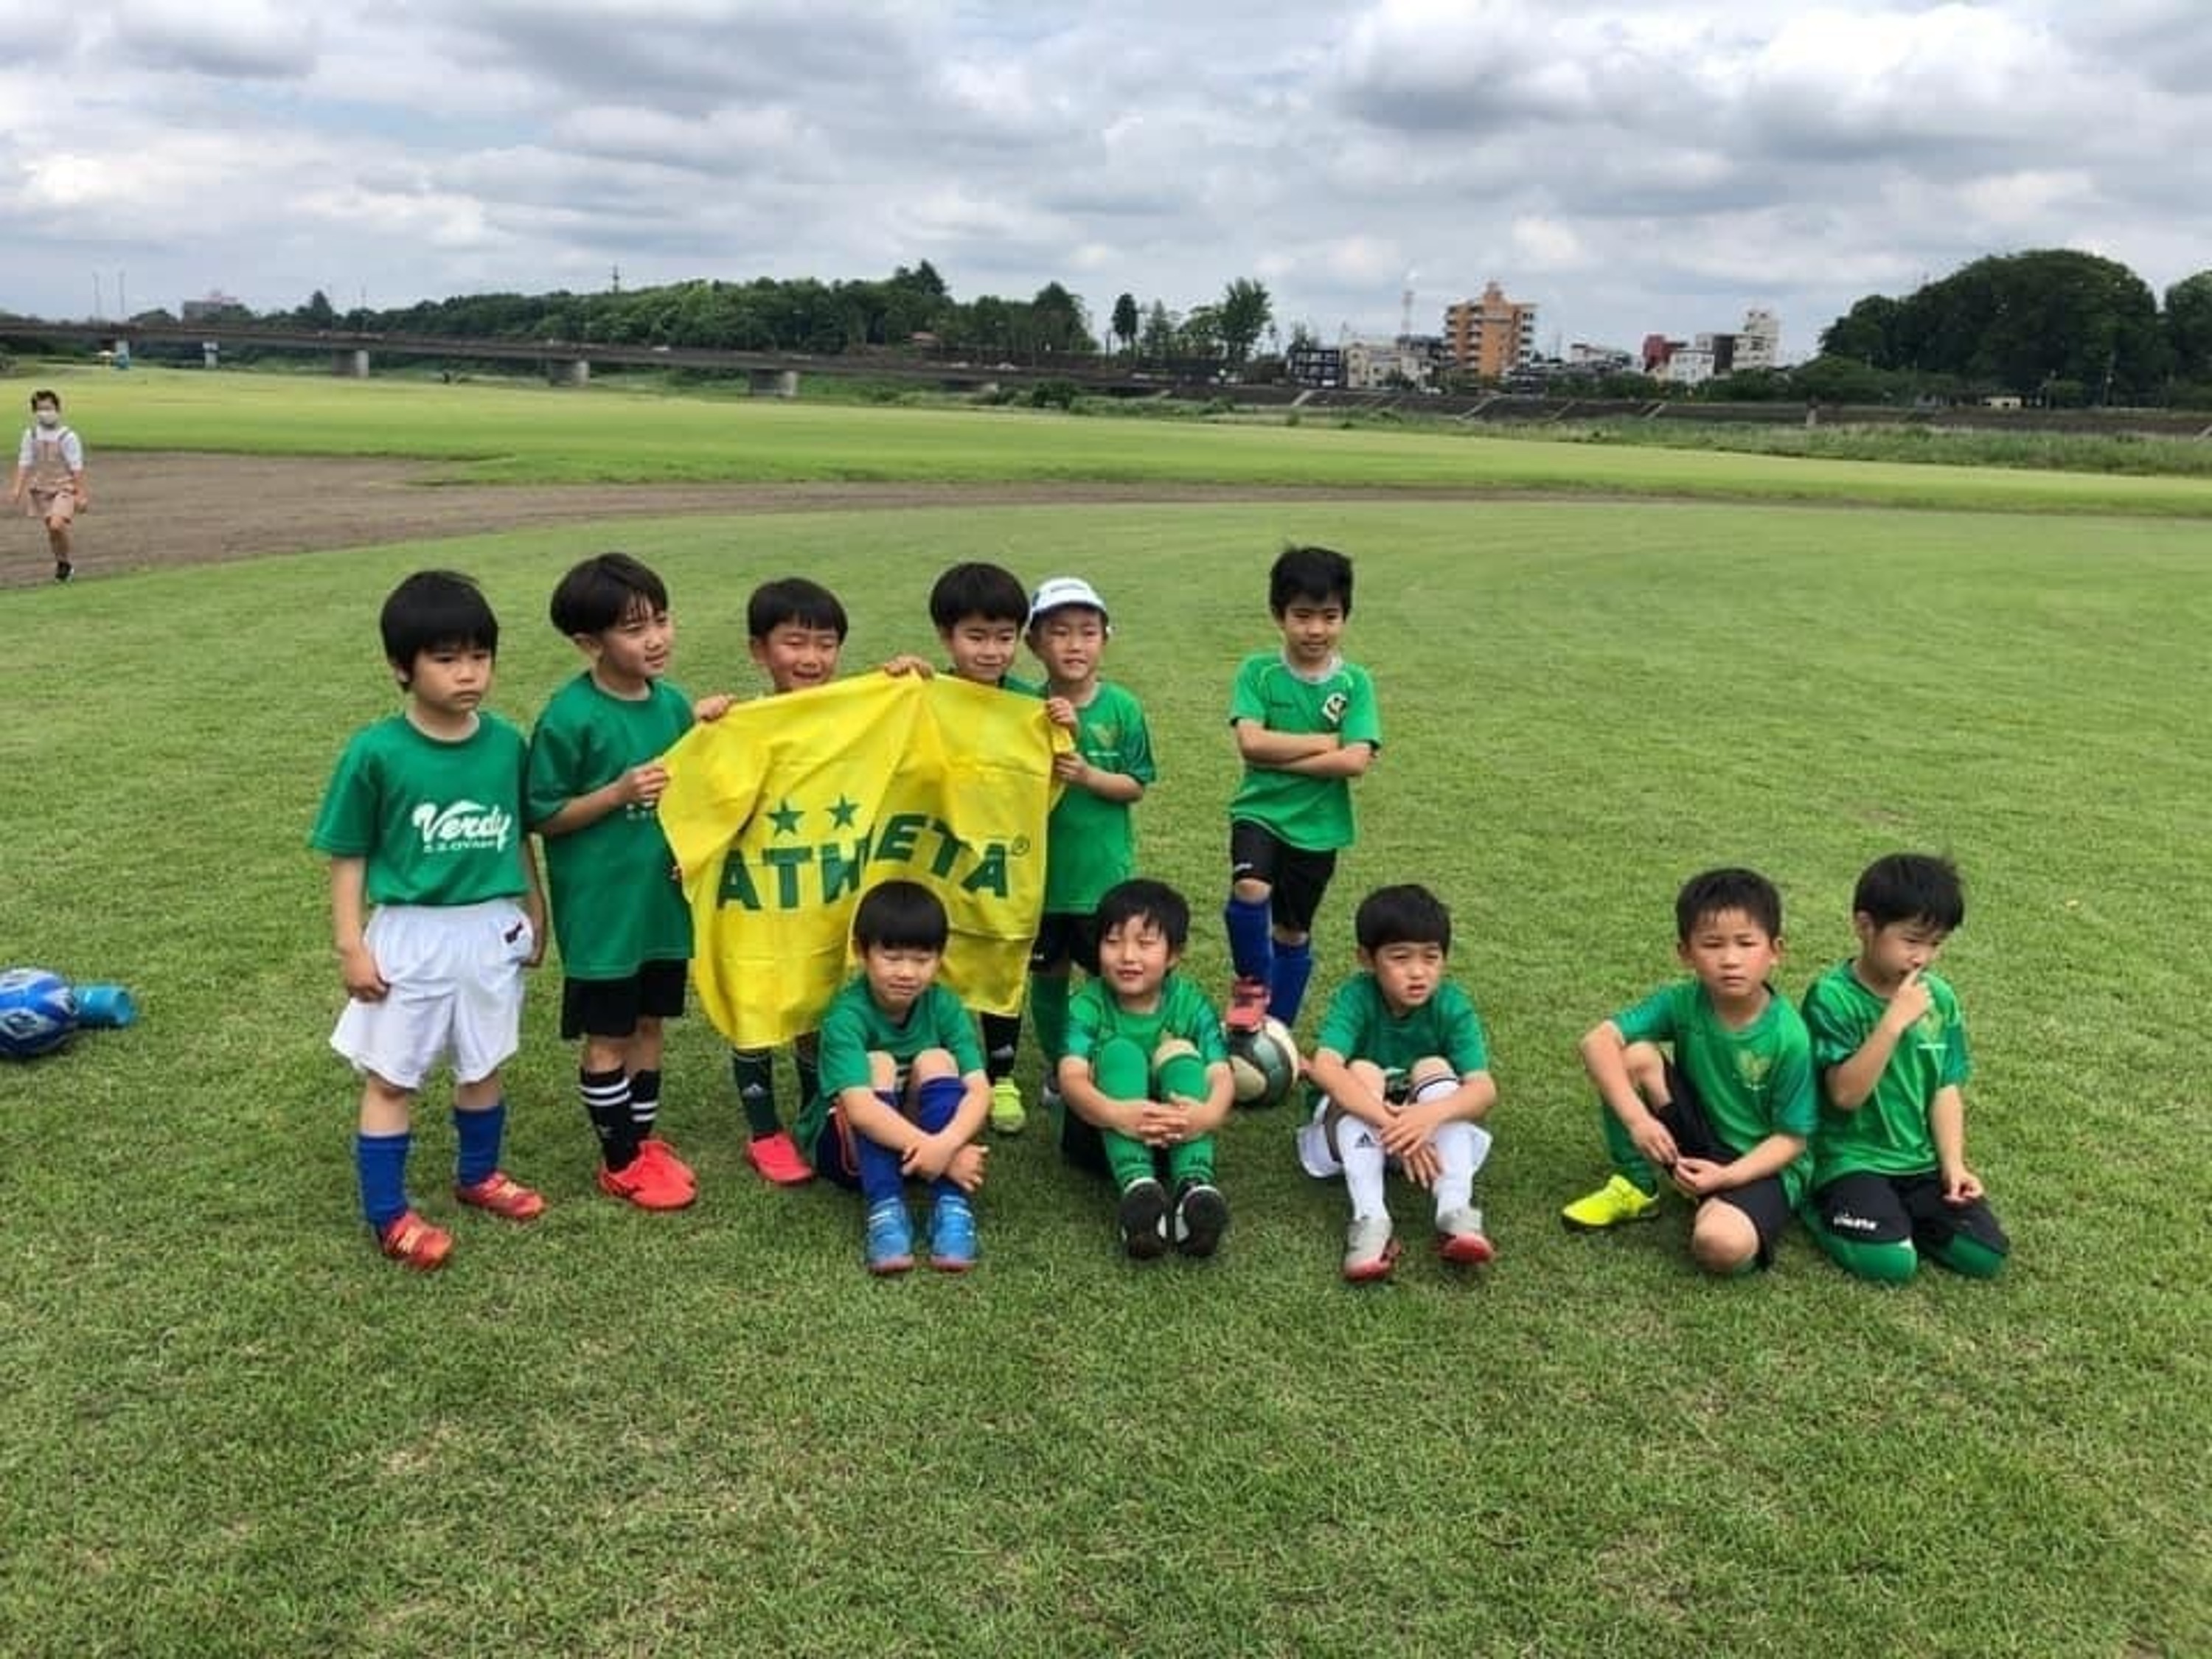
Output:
(34, 409), (59, 428)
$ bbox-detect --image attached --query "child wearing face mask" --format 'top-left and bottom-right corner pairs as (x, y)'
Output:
(9, 389), (88, 582)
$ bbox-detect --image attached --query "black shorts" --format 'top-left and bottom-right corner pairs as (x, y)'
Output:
(1228, 819), (1338, 935)
(1657, 1063), (1794, 1266)
(1030, 911), (1102, 975)
(1812, 1169), (2010, 1258)
(560, 959), (689, 1040)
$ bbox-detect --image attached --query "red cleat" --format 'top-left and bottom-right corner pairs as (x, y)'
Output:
(597, 1147), (695, 1211)
(745, 1129), (815, 1186)
(1224, 976), (1270, 1034)
(454, 1169), (546, 1222)
(378, 1210), (453, 1271)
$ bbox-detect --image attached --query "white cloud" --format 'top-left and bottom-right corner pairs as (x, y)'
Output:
(1, 2), (2207, 355)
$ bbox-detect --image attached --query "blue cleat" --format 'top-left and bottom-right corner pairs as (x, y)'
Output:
(864, 1198), (915, 1276)
(928, 1192), (978, 1272)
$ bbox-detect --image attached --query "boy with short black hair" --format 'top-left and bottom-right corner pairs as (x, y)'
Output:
(1563, 867), (1816, 1277)
(311, 571), (546, 1270)
(727, 575), (852, 1183)
(1222, 544), (1380, 1034)
(1023, 575), (1155, 1141)
(1801, 853), (2010, 1283)
(805, 880), (992, 1275)
(1057, 879), (1236, 1261)
(8, 389), (88, 581)
(922, 560), (1037, 1134)
(529, 552), (731, 1211)
(1301, 884), (1498, 1281)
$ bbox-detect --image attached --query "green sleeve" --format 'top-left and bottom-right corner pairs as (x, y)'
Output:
(815, 984), (874, 1098)
(930, 986), (987, 1075)
(1314, 975), (1369, 1060)
(1341, 664), (1382, 748)
(1439, 984), (1489, 1073)
(309, 731), (378, 857)
(1612, 982), (1681, 1046)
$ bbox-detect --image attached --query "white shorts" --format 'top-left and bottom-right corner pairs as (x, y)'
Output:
(330, 900), (534, 1091)
(1296, 1095), (1492, 1178)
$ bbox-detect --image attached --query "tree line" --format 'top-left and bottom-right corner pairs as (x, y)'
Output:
(144, 264), (1277, 373)
(1815, 249), (2212, 406)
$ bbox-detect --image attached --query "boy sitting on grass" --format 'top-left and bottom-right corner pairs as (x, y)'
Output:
(1301, 884), (1498, 1283)
(1056, 879), (1235, 1261)
(804, 880), (992, 1276)
(1563, 866), (1815, 1278)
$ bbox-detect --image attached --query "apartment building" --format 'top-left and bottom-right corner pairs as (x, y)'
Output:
(1443, 281), (1539, 378)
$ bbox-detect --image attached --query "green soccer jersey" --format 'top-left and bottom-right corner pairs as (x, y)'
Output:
(1226, 650), (1381, 852)
(1801, 959), (1972, 1185)
(1065, 971), (1229, 1075)
(1314, 974), (1489, 1078)
(310, 714), (532, 906)
(526, 672), (695, 978)
(802, 978), (987, 1155)
(1040, 680), (1155, 913)
(1613, 978), (1817, 1200)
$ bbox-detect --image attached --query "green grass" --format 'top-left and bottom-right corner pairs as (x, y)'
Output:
(15, 364), (2212, 517)
(1, 494), (2206, 1656)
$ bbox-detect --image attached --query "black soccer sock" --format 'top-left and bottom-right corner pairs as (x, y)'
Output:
(731, 1048), (782, 1138)
(628, 1068), (661, 1137)
(582, 1065), (640, 1170)
(980, 1012), (1020, 1085)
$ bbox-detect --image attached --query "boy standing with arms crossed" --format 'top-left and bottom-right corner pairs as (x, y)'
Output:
(1222, 546), (1380, 1033)
(1301, 884), (1498, 1281)
(529, 553), (730, 1211)
(1058, 880), (1237, 1260)
(1023, 576), (1155, 1147)
(1800, 853), (2010, 1283)
(1563, 867), (1816, 1277)
(312, 571), (546, 1270)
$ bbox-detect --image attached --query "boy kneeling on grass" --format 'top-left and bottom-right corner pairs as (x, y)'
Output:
(804, 880), (992, 1276)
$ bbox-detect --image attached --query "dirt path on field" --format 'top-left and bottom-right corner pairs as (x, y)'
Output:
(1, 453), (1529, 588)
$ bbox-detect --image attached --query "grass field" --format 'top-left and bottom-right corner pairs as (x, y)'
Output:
(1, 380), (2208, 1657)
(15, 363), (2212, 517)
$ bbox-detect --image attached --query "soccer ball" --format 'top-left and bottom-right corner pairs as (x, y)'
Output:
(1227, 1016), (1301, 1108)
(0, 967), (78, 1060)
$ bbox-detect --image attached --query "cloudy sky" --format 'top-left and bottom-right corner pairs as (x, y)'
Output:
(3, 1), (2207, 359)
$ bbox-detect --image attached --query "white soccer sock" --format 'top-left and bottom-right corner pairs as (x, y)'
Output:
(1340, 1119), (1388, 1219)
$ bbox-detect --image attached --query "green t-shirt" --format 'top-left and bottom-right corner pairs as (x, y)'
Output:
(1065, 971), (1229, 1071)
(526, 672), (695, 978)
(1314, 974), (1489, 1078)
(1613, 978), (1817, 1200)
(1226, 650), (1380, 852)
(1801, 959), (1972, 1185)
(802, 977), (986, 1155)
(310, 714), (532, 906)
(1039, 680), (1155, 914)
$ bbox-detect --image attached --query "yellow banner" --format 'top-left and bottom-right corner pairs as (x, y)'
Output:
(658, 673), (1068, 1047)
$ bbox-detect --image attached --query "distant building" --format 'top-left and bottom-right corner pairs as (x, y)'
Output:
(1287, 342), (1345, 389)
(1568, 342), (1634, 372)
(181, 290), (245, 322)
(1663, 341), (1717, 386)
(1444, 282), (1538, 378)
(1343, 338), (1435, 390)
(1734, 307), (1781, 371)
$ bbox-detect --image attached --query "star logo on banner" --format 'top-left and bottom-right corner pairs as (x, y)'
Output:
(767, 799), (804, 837)
(829, 795), (860, 829)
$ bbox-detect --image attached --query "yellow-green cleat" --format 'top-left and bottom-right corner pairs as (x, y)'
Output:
(1561, 1174), (1660, 1231)
(989, 1077), (1026, 1135)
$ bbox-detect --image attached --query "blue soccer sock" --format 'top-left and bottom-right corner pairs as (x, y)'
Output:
(914, 1074), (970, 1197)
(1268, 940), (1314, 1025)
(356, 1130), (411, 1231)
(852, 1088), (910, 1203)
(1225, 894), (1274, 981)
(453, 1099), (506, 1188)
